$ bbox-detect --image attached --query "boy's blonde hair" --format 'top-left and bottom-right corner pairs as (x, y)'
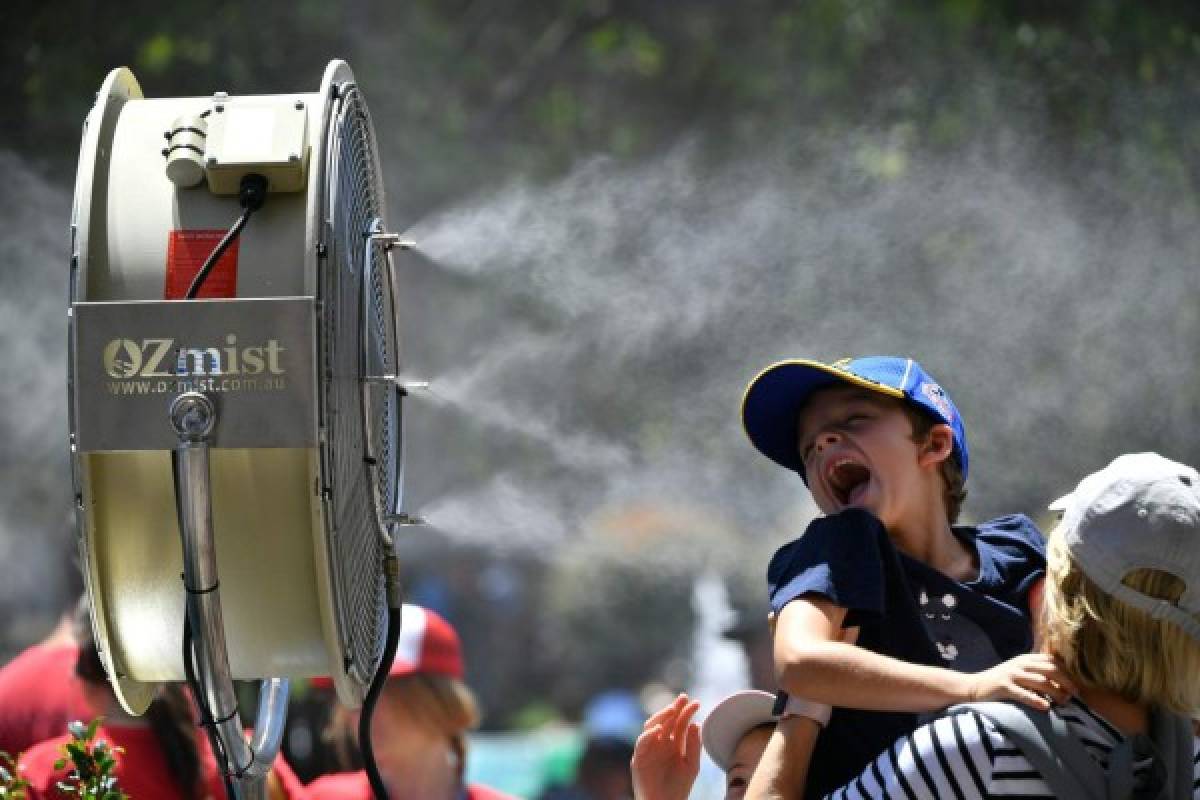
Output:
(1040, 528), (1200, 715)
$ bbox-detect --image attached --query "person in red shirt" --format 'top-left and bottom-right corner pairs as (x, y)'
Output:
(18, 607), (308, 800)
(0, 576), (90, 758)
(0, 627), (89, 758)
(307, 605), (516, 800)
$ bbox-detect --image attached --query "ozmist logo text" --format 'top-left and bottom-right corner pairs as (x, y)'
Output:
(102, 335), (287, 379)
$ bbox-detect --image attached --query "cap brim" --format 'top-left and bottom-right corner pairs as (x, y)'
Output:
(741, 360), (904, 472)
(700, 690), (777, 771)
(1047, 492), (1072, 512)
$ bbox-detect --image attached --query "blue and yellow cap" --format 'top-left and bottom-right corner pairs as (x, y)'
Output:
(741, 356), (969, 481)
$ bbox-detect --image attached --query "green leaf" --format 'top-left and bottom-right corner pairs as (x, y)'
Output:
(52, 718), (125, 799)
(588, 23), (622, 55)
(137, 33), (175, 73)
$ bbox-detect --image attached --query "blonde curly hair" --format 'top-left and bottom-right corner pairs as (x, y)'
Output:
(1039, 527), (1200, 715)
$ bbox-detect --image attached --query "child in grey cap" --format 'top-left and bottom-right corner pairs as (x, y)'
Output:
(631, 690), (777, 800)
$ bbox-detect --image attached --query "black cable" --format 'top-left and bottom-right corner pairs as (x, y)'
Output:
(360, 605), (401, 800)
(185, 173), (268, 300)
(183, 615), (238, 800)
(184, 208), (249, 299)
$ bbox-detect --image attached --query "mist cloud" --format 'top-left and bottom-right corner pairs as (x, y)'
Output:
(3, 117), (1197, 630)
(397, 131), (1199, 557)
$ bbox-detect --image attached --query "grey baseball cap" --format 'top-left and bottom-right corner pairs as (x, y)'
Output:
(1049, 452), (1200, 643)
(700, 690), (777, 772)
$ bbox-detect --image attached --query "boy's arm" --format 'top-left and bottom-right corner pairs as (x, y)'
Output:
(744, 588), (1065, 800)
(741, 602), (848, 800)
(744, 716), (821, 800)
(776, 595), (1072, 712)
(739, 714), (825, 800)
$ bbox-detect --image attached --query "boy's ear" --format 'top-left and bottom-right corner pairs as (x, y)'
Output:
(917, 423), (955, 469)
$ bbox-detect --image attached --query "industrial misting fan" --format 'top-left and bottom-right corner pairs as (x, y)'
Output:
(67, 60), (416, 799)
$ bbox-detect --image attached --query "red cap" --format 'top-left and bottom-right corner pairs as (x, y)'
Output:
(312, 604), (464, 689)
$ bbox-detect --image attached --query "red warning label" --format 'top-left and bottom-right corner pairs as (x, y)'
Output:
(164, 230), (239, 299)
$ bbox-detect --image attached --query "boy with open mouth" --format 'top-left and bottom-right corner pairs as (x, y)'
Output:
(739, 356), (1071, 797)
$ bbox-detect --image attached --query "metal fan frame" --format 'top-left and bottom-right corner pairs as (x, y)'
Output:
(66, 59), (403, 714)
(312, 68), (404, 704)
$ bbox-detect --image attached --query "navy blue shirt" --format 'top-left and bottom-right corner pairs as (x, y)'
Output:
(766, 508), (1046, 798)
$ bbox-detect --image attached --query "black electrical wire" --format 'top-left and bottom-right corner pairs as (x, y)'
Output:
(174, 445), (238, 800)
(185, 173), (268, 300)
(183, 615), (238, 800)
(185, 210), (250, 299)
(360, 605), (401, 800)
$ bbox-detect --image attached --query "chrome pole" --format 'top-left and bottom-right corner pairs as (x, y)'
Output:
(245, 677), (290, 778)
(170, 392), (286, 800)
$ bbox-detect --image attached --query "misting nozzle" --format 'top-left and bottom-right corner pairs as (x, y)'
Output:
(363, 376), (431, 394)
(385, 512), (427, 526)
(368, 232), (418, 251)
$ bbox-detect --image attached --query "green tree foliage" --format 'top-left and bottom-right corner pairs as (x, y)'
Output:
(4, 0), (1199, 215)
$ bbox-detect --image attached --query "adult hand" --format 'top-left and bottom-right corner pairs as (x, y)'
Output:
(963, 653), (1077, 710)
(631, 693), (702, 800)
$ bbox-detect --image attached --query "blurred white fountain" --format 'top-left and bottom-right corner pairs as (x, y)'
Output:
(688, 571), (752, 798)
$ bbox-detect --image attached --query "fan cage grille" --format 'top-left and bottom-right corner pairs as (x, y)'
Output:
(320, 85), (396, 687)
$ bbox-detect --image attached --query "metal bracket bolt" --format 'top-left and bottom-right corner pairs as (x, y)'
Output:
(169, 392), (216, 441)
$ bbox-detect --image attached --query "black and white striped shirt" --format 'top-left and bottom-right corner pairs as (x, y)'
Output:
(823, 699), (1200, 799)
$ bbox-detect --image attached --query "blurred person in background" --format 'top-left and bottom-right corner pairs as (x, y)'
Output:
(722, 607), (775, 693)
(307, 603), (516, 800)
(536, 688), (641, 799)
(537, 735), (635, 800)
(0, 547), (89, 756)
(17, 605), (307, 799)
(631, 690), (776, 800)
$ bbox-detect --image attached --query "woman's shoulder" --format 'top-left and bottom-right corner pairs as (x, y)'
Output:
(826, 712), (1002, 799)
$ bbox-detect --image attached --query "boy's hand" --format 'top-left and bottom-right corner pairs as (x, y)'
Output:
(631, 693), (701, 800)
(963, 653), (1078, 710)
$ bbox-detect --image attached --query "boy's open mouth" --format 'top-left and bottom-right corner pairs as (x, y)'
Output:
(826, 458), (871, 506)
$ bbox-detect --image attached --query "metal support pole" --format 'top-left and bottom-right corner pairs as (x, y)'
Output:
(170, 392), (288, 800)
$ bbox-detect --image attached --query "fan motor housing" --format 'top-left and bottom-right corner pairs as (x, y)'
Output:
(68, 60), (398, 713)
